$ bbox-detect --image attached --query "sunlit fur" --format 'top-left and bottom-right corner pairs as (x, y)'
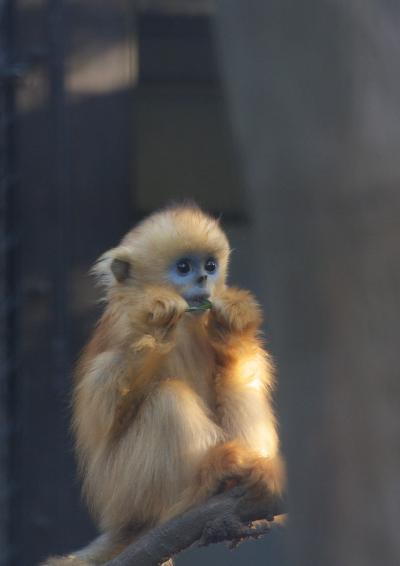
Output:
(41, 205), (284, 565)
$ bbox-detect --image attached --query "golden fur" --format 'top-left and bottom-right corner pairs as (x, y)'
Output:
(41, 205), (284, 565)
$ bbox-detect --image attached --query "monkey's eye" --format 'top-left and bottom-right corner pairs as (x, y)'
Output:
(205, 258), (217, 273)
(176, 259), (191, 275)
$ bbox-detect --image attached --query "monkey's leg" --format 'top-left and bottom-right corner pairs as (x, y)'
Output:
(206, 286), (285, 494)
(107, 378), (223, 530)
(39, 532), (128, 565)
(136, 378), (223, 521)
(56, 381), (218, 565)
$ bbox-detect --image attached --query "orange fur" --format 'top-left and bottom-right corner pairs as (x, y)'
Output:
(41, 205), (284, 565)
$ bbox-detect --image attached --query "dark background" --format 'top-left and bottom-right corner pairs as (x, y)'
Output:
(0, 1), (287, 565)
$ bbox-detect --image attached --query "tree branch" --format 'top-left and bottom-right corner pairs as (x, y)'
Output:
(104, 488), (286, 566)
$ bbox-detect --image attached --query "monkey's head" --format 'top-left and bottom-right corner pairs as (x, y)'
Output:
(94, 204), (231, 308)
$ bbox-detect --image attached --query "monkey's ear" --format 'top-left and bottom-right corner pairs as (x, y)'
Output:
(91, 246), (133, 290)
(110, 257), (131, 283)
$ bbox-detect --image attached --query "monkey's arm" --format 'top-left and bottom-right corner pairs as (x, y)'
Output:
(205, 287), (285, 495)
(207, 288), (275, 446)
(74, 286), (188, 442)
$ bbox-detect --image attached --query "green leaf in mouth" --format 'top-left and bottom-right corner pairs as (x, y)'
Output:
(186, 299), (213, 312)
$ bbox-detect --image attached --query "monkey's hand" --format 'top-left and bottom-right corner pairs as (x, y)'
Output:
(209, 287), (262, 336)
(136, 286), (188, 333)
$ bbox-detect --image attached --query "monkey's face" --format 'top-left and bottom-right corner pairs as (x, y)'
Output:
(98, 206), (231, 305)
(167, 252), (220, 308)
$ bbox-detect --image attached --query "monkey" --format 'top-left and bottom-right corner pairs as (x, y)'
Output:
(41, 204), (284, 565)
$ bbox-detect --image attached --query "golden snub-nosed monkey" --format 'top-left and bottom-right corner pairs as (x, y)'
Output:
(41, 203), (284, 565)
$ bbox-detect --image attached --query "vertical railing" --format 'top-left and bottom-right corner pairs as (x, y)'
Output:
(0, 0), (19, 563)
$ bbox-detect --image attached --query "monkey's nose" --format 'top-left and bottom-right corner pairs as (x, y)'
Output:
(198, 275), (208, 284)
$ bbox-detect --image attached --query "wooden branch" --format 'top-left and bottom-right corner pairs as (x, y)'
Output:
(104, 488), (286, 566)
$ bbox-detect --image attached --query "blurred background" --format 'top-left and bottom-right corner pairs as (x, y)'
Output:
(1, 0), (400, 565)
(0, 1), (285, 564)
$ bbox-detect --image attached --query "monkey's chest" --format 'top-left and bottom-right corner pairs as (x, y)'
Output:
(163, 327), (216, 410)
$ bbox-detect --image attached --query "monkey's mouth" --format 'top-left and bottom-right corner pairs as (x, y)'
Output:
(186, 294), (212, 311)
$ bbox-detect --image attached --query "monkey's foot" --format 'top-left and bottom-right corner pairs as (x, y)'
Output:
(198, 441), (284, 501)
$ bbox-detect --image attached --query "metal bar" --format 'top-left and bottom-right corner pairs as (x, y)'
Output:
(0, 0), (19, 562)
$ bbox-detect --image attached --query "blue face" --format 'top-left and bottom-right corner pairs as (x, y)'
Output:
(167, 253), (219, 306)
